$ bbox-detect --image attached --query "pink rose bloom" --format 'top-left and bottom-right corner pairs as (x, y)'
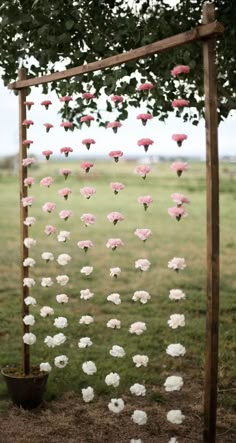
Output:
(134, 228), (152, 241)
(168, 206), (188, 221)
(59, 210), (73, 220)
(22, 158), (35, 167)
(106, 238), (124, 251)
(135, 165), (151, 179)
(22, 196), (34, 207)
(82, 92), (95, 100)
(23, 139), (33, 148)
(172, 134), (188, 147)
(107, 212), (124, 225)
(137, 138), (154, 152)
(170, 162), (189, 177)
(137, 82), (154, 91)
(60, 121), (73, 131)
(137, 195), (153, 211)
(58, 187), (72, 200)
(107, 121), (122, 133)
(24, 101), (34, 110)
(60, 96), (73, 102)
(109, 150), (123, 163)
(42, 202), (56, 213)
(77, 240), (94, 252)
(110, 182), (125, 195)
(60, 147), (73, 157)
(22, 119), (34, 128)
(171, 193), (190, 206)
(24, 177), (35, 187)
(136, 113), (153, 126)
(42, 150), (53, 160)
(44, 123), (53, 132)
(171, 65), (190, 76)
(171, 99), (190, 108)
(111, 95), (124, 107)
(41, 100), (52, 109)
(44, 225), (56, 235)
(40, 176), (53, 187)
(80, 213), (96, 227)
(60, 168), (72, 179)
(82, 139), (96, 150)
(80, 115), (95, 127)
(80, 186), (96, 199)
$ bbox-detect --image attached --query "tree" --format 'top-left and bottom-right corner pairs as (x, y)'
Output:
(0, 0), (235, 125)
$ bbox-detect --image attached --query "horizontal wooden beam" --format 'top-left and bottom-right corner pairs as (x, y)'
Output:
(8, 20), (223, 90)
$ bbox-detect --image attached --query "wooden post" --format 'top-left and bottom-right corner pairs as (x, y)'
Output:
(202, 3), (220, 442)
(19, 68), (30, 375)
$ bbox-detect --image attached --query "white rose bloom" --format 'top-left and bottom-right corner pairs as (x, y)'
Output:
(132, 355), (149, 368)
(78, 337), (93, 348)
(166, 343), (186, 357)
(79, 315), (94, 325)
(107, 293), (121, 305)
(23, 332), (36, 345)
(80, 289), (94, 300)
(168, 314), (185, 329)
(23, 257), (36, 267)
(56, 275), (69, 286)
(57, 253), (71, 266)
(135, 258), (151, 271)
(54, 355), (69, 368)
(24, 216), (36, 226)
(108, 398), (125, 414)
(166, 410), (185, 424)
(169, 289), (186, 301)
(23, 278), (36, 288)
(109, 345), (125, 358)
(41, 252), (54, 262)
(24, 296), (37, 306)
(24, 237), (37, 248)
(40, 362), (52, 373)
(56, 293), (69, 304)
(129, 322), (147, 335)
(80, 266), (93, 276)
(40, 306), (54, 317)
(164, 376), (184, 392)
(54, 316), (68, 329)
(105, 372), (120, 387)
(82, 386), (94, 403)
(82, 361), (97, 375)
(53, 333), (66, 346)
(23, 314), (35, 326)
(131, 410), (147, 425)
(130, 383), (146, 396)
(132, 291), (151, 304)
(57, 230), (70, 242)
(168, 257), (186, 271)
(44, 335), (55, 348)
(106, 319), (121, 329)
(41, 277), (53, 287)
(109, 267), (121, 277)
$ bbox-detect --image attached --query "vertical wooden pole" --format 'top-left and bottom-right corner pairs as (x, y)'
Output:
(202, 3), (220, 442)
(19, 68), (30, 375)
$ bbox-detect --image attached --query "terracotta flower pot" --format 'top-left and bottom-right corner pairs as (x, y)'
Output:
(1, 366), (49, 409)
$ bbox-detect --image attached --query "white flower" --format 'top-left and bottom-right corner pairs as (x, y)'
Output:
(132, 291), (151, 304)
(169, 438), (178, 443)
(168, 257), (186, 271)
(166, 410), (185, 424)
(57, 230), (70, 242)
(169, 289), (186, 301)
(54, 316), (68, 328)
(82, 361), (97, 375)
(41, 252), (54, 262)
(54, 355), (69, 368)
(79, 315), (94, 325)
(131, 410), (147, 425)
(80, 266), (93, 276)
(23, 314), (35, 326)
(56, 275), (69, 286)
(40, 362), (52, 373)
(24, 216), (36, 226)
(41, 277), (53, 287)
(23, 277), (36, 288)
(135, 258), (151, 271)
(164, 376), (184, 392)
(53, 333), (67, 346)
(106, 319), (121, 329)
(57, 253), (71, 266)
(110, 267), (121, 277)
(23, 332), (36, 345)
(40, 306), (54, 317)
(108, 398), (125, 414)
(168, 314), (185, 329)
(107, 293), (121, 305)
(56, 293), (69, 304)
(129, 322), (147, 335)
(24, 296), (37, 306)
(44, 335), (55, 348)
(78, 337), (93, 348)
(82, 386), (94, 403)
(166, 343), (186, 357)
(24, 237), (36, 248)
(23, 257), (36, 267)
(130, 440), (142, 443)
(105, 372), (120, 387)
(109, 345), (125, 358)
(130, 383), (146, 396)
(132, 355), (149, 368)
(80, 289), (94, 300)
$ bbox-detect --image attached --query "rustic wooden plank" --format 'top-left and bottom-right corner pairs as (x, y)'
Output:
(202, 4), (220, 443)
(9, 20), (223, 90)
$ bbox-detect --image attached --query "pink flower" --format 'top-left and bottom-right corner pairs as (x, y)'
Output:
(171, 65), (190, 76)
(60, 121), (73, 131)
(172, 134), (188, 147)
(134, 228), (152, 241)
(107, 212), (124, 225)
(42, 202), (56, 213)
(24, 177), (35, 187)
(80, 186), (96, 199)
(80, 115), (95, 127)
(82, 92), (95, 101)
(44, 225), (56, 235)
(171, 99), (190, 108)
(22, 119), (34, 128)
(137, 195), (153, 211)
(60, 96), (73, 103)
(136, 113), (153, 126)
(42, 150), (53, 160)
(171, 193), (190, 206)
(22, 196), (34, 207)
(109, 150), (123, 163)
(82, 139), (96, 150)
(80, 213), (96, 227)
(40, 177), (53, 187)
(137, 82), (154, 91)
(137, 138), (154, 152)
(110, 182), (125, 195)
(24, 101), (34, 110)
(44, 123), (53, 133)
(60, 168), (72, 179)
(111, 95), (124, 107)
(77, 240), (94, 252)
(23, 140), (33, 149)
(170, 162), (189, 177)
(22, 158), (35, 167)
(80, 162), (94, 173)
(41, 100), (52, 109)
(168, 206), (188, 221)
(60, 147), (73, 157)
(107, 121), (122, 133)
(106, 238), (124, 251)
(135, 165), (151, 180)
(59, 210), (73, 220)
(58, 187), (72, 200)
